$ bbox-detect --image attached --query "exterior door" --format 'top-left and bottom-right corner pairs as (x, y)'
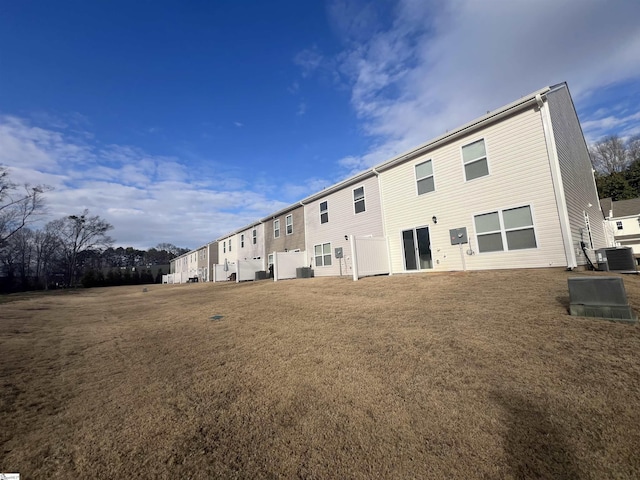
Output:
(402, 227), (433, 270)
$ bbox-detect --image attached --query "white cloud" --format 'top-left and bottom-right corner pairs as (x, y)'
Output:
(0, 116), (288, 249)
(293, 46), (324, 77)
(297, 102), (307, 116)
(326, 0), (640, 171)
(234, 121), (244, 127)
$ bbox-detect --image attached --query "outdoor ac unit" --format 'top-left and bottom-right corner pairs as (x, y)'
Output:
(596, 247), (636, 272)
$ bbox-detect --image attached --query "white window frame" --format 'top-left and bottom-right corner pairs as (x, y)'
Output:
(241, 234), (245, 248)
(268, 253), (274, 266)
(223, 241), (226, 253)
(252, 228), (257, 244)
(229, 238), (232, 252)
(274, 219), (280, 238)
(461, 138), (490, 182)
(286, 214), (293, 235)
(473, 204), (537, 254)
(314, 242), (332, 267)
(320, 201), (329, 224)
(616, 220), (623, 230)
(415, 159), (435, 195)
(353, 186), (366, 214)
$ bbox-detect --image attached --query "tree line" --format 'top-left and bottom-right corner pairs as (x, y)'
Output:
(0, 166), (188, 293)
(591, 135), (640, 201)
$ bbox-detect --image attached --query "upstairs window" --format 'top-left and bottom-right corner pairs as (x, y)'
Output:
(415, 160), (435, 195)
(252, 229), (257, 244)
(223, 241), (226, 253)
(286, 214), (293, 235)
(353, 186), (365, 213)
(617, 221), (623, 230)
(274, 219), (280, 238)
(462, 139), (489, 181)
(320, 201), (329, 224)
(229, 239), (232, 252)
(241, 234), (245, 248)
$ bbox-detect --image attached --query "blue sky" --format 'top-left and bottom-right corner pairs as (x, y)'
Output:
(1, 0), (639, 249)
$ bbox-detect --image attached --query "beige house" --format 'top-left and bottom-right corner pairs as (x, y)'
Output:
(375, 82), (606, 272)
(262, 204), (306, 270)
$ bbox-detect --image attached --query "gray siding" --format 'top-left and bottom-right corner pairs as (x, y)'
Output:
(264, 205), (306, 254)
(547, 84), (607, 262)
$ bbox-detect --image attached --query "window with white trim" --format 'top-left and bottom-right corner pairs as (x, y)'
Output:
(616, 221), (623, 230)
(268, 253), (274, 266)
(252, 229), (257, 244)
(223, 241), (226, 253)
(314, 243), (332, 266)
(353, 186), (365, 213)
(415, 160), (435, 195)
(286, 214), (293, 235)
(274, 219), (280, 238)
(320, 201), (328, 224)
(229, 239), (232, 252)
(462, 139), (489, 181)
(241, 234), (245, 248)
(474, 205), (537, 253)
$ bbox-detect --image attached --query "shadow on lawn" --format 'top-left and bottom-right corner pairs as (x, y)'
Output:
(493, 391), (581, 479)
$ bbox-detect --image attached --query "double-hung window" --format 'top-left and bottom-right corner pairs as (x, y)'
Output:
(314, 243), (332, 266)
(252, 229), (257, 244)
(462, 139), (489, 181)
(353, 186), (365, 213)
(617, 221), (623, 230)
(274, 219), (280, 238)
(415, 160), (435, 195)
(320, 201), (329, 224)
(286, 214), (293, 235)
(229, 239), (232, 252)
(474, 205), (537, 253)
(223, 241), (226, 253)
(241, 234), (245, 248)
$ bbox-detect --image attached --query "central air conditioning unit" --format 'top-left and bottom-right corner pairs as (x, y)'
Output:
(596, 247), (637, 272)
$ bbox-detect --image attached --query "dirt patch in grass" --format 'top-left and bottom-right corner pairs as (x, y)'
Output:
(1, 269), (640, 479)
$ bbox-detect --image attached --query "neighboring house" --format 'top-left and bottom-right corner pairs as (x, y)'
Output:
(235, 222), (265, 263)
(217, 232), (237, 267)
(196, 245), (208, 281)
(207, 240), (219, 277)
(600, 197), (640, 256)
(263, 203), (306, 269)
(375, 82), (606, 272)
(303, 172), (384, 277)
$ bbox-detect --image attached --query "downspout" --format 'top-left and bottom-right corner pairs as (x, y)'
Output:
(300, 200), (310, 268)
(539, 93), (578, 269)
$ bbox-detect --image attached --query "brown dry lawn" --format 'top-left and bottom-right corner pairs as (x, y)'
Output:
(1, 268), (640, 479)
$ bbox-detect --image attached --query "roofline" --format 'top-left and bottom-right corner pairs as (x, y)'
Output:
(259, 201), (305, 222)
(374, 85), (552, 172)
(300, 169), (377, 204)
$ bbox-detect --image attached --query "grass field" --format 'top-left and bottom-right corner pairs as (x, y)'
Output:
(1, 268), (640, 479)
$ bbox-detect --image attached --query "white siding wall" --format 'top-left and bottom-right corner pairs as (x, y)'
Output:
(379, 106), (567, 273)
(236, 223), (265, 264)
(217, 233), (238, 266)
(304, 175), (384, 277)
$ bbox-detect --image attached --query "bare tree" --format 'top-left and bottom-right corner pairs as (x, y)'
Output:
(34, 222), (62, 289)
(56, 209), (114, 285)
(0, 166), (50, 246)
(590, 135), (631, 175)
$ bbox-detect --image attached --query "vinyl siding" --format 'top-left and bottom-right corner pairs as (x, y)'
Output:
(304, 175), (384, 276)
(218, 233), (238, 265)
(264, 206), (305, 255)
(547, 85), (608, 261)
(236, 223), (265, 263)
(379, 106), (567, 273)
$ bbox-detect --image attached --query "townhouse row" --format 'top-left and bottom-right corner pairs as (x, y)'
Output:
(169, 83), (609, 283)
